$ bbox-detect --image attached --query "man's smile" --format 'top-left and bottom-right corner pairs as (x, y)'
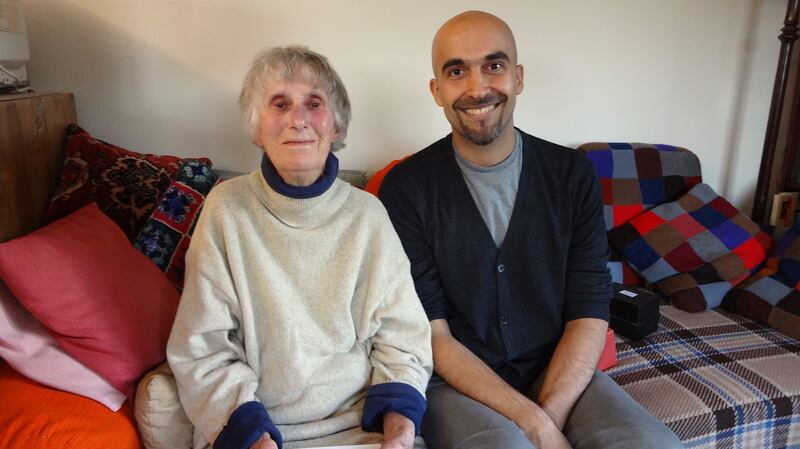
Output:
(461, 103), (500, 117)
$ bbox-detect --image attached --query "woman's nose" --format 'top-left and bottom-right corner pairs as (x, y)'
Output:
(289, 106), (310, 129)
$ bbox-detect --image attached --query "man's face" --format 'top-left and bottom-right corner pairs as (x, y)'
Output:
(430, 16), (523, 147)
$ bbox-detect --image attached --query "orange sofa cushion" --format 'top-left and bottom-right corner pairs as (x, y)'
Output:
(0, 359), (142, 449)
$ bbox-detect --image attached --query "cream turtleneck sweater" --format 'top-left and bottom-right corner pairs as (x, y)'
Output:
(167, 171), (432, 448)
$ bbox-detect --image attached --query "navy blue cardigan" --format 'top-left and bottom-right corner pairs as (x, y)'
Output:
(379, 129), (611, 392)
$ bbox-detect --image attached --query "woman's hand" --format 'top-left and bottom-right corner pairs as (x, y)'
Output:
(380, 412), (415, 449)
(250, 433), (278, 449)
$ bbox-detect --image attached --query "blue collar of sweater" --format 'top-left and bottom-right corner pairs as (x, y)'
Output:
(260, 152), (339, 199)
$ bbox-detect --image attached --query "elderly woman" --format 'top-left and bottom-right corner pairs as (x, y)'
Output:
(167, 46), (432, 449)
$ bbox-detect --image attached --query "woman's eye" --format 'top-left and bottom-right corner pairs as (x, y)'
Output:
(310, 102), (322, 109)
(274, 102), (287, 109)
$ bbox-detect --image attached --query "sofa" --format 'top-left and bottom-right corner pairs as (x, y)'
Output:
(0, 127), (797, 449)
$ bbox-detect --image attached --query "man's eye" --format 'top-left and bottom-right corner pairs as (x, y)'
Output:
(449, 68), (464, 77)
(489, 62), (503, 71)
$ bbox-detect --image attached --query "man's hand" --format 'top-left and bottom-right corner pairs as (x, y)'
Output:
(537, 318), (607, 429)
(250, 433), (278, 449)
(430, 319), (572, 448)
(380, 412), (415, 449)
(511, 404), (572, 449)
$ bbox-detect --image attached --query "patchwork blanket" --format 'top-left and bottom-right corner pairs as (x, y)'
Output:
(608, 183), (772, 311)
(579, 142), (702, 285)
(724, 223), (800, 340)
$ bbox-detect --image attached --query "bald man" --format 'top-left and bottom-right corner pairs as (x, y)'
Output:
(379, 11), (684, 449)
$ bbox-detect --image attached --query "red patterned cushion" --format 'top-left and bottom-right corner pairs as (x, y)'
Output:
(47, 124), (210, 239)
(133, 160), (221, 290)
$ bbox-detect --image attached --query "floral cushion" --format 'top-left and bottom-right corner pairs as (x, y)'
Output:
(133, 160), (220, 291)
(47, 124), (210, 239)
(608, 183), (772, 311)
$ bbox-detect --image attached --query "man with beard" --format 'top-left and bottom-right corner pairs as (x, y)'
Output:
(379, 10), (683, 449)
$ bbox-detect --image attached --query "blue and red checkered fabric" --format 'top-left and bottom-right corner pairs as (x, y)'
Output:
(608, 183), (772, 311)
(724, 221), (800, 340)
(579, 142), (703, 285)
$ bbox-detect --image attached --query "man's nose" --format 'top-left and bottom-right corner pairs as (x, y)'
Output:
(466, 70), (490, 97)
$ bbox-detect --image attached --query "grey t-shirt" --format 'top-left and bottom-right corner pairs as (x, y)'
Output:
(454, 130), (523, 248)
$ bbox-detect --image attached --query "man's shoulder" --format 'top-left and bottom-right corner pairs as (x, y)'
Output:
(520, 130), (582, 161)
(519, 129), (595, 177)
(380, 134), (453, 193)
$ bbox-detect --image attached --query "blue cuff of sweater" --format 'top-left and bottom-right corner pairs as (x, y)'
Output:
(213, 401), (283, 449)
(361, 382), (426, 436)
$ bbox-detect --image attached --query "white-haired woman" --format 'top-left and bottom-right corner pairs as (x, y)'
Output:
(167, 46), (432, 449)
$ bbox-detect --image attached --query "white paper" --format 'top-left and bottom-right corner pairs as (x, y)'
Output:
(619, 289), (638, 298)
(306, 445), (380, 449)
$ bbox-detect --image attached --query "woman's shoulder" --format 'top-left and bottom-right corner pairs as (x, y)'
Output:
(200, 172), (257, 219)
(340, 181), (389, 216)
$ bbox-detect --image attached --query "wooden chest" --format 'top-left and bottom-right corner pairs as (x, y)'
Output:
(0, 93), (76, 242)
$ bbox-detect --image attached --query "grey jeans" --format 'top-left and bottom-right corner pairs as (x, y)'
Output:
(421, 370), (684, 449)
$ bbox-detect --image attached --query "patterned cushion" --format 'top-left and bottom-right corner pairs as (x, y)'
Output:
(47, 124), (210, 239)
(607, 305), (800, 449)
(723, 222), (800, 339)
(133, 161), (220, 291)
(608, 183), (772, 311)
(579, 142), (703, 285)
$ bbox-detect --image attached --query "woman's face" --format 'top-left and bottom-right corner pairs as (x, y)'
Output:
(256, 78), (339, 185)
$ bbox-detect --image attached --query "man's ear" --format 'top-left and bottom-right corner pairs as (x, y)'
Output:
(515, 64), (524, 95)
(429, 78), (444, 107)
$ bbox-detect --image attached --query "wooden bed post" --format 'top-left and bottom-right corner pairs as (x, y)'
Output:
(753, 0), (800, 223)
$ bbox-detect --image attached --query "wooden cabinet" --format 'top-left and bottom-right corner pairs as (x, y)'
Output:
(0, 93), (76, 242)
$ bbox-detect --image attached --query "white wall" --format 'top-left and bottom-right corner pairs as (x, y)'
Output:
(23, 0), (787, 212)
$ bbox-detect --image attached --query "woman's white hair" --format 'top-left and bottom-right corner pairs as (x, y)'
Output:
(239, 46), (351, 152)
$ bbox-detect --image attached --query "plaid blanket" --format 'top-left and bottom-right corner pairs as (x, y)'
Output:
(607, 304), (800, 449)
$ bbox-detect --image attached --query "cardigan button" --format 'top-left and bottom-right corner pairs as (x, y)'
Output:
(497, 264), (506, 273)
(501, 316), (509, 325)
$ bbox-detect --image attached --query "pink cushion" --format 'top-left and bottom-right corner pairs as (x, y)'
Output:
(0, 203), (180, 400)
(0, 279), (126, 410)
